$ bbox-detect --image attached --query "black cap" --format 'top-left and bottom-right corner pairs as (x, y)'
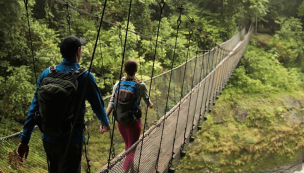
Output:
(60, 36), (87, 59)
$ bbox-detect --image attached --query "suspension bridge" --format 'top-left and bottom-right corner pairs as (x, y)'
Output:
(0, 0), (253, 172)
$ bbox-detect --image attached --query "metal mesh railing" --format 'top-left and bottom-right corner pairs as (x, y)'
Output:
(0, 25), (253, 173)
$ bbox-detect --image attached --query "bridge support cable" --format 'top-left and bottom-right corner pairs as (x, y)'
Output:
(107, 0), (133, 172)
(179, 49), (199, 157)
(95, 17), (106, 87)
(180, 24), (196, 151)
(23, 0), (37, 85)
(208, 50), (218, 112)
(217, 47), (225, 95)
(221, 50), (229, 92)
(166, 19), (194, 172)
(162, 5), (184, 171)
(61, 0), (109, 172)
(100, 19), (115, 159)
(221, 48), (228, 92)
(212, 48), (221, 101)
(135, 0), (166, 171)
(202, 51), (212, 114)
(135, 33), (144, 81)
(154, 80), (160, 120)
(185, 47), (200, 132)
(192, 40), (208, 129)
(188, 41), (204, 145)
(208, 51), (219, 112)
(194, 37), (204, 123)
(65, 1), (71, 35)
(199, 54), (210, 118)
(154, 4), (184, 173)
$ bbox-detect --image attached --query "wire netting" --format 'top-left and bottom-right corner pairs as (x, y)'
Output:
(0, 25), (253, 173)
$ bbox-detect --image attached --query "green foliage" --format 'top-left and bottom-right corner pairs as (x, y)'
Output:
(227, 43), (302, 94)
(268, 17), (304, 68)
(299, 1), (304, 16)
(0, 66), (35, 120)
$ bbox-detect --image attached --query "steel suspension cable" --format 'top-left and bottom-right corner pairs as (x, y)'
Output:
(182, 34), (198, 152)
(155, 5), (183, 172)
(95, 16), (114, 159)
(153, 41), (165, 121)
(196, 49), (211, 122)
(191, 36), (206, 129)
(84, 128), (91, 173)
(135, 33), (144, 81)
(154, 79), (160, 120)
(212, 47), (221, 101)
(107, 0), (133, 171)
(204, 51), (212, 113)
(186, 41), (201, 145)
(169, 18), (194, 169)
(65, 1), (71, 35)
(61, 0), (109, 171)
(136, 0), (165, 171)
(23, 0), (37, 85)
(97, 20), (106, 87)
(207, 48), (217, 112)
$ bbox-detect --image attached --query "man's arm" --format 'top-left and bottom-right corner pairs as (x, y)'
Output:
(18, 69), (48, 160)
(84, 72), (110, 129)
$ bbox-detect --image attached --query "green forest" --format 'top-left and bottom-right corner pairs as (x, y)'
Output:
(1, 0), (304, 172)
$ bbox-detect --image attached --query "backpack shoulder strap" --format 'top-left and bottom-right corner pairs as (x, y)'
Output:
(48, 65), (56, 73)
(74, 68), (87, 78)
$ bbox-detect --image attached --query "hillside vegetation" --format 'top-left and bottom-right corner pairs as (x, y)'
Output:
(178, 18), (304, 172)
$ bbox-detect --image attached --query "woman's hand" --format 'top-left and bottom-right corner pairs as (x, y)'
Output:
(149, 103), (153, 109)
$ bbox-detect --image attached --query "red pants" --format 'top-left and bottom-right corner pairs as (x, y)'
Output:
(117, 119), (142, 171)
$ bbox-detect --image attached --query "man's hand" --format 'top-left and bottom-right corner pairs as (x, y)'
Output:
(16, 143), (29, 162)
(100, 125), (110, 134)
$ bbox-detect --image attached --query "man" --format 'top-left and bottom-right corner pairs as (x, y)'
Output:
(17, 36), (110, 172)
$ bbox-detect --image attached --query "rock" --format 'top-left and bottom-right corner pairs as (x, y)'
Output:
(261, 153), (304, 173)
(234, 108), (248, 122)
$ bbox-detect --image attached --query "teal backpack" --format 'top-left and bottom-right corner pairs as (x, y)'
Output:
(113, 80), (141, 125)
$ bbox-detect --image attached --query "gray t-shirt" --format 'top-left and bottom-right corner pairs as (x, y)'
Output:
(108, 77), (152, 110)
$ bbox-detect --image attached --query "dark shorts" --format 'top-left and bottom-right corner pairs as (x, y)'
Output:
(43, 141), (83, 173)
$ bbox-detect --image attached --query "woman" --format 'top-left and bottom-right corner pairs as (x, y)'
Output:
(104, 59), (153, 173)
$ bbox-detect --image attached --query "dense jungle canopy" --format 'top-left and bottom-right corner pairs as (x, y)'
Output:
(1, 0), (304, 172)
(0, 0), (270, 130)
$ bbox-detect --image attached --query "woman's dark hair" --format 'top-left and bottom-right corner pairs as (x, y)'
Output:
(124, 59), (140, 87)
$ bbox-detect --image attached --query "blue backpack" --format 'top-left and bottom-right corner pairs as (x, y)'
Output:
(113, 80), (140, 125)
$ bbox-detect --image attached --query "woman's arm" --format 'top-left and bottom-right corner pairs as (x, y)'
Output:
(106, 106), (113, 116)
(140, 82), (153, 108)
